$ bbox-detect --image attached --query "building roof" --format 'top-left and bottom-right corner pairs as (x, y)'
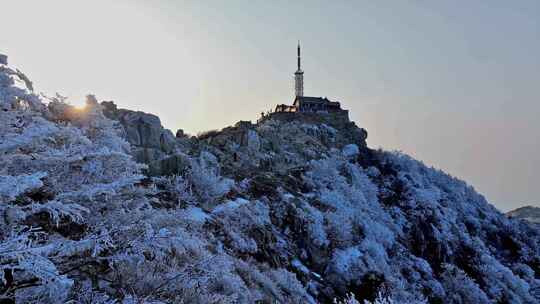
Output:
(294, 96), (332, 104)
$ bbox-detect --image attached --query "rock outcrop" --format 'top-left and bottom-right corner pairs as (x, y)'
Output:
(101, 101), (177, 167)
(261, 111), (368, 148)
(99, 103), (369, 179)
(191, 116), (369, 182)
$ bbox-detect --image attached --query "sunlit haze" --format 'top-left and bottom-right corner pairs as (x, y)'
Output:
(2, 0), (539, 211)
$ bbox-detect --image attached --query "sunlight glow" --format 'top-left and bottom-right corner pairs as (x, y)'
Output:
(65, 95), (87, 110)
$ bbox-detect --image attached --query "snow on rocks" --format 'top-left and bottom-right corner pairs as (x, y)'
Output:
(247, 129), (261, 151)
(342, 143), (359, 158)
(212, 197), (250, 214)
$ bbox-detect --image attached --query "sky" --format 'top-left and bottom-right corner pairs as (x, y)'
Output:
(1, 0), (539, 211)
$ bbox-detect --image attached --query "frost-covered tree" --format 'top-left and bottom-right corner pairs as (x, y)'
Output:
(0, 60), (315, 303)
(0, 62), (147, 303)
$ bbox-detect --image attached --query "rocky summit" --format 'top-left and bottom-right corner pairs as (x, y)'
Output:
(1, 59), (539, 304)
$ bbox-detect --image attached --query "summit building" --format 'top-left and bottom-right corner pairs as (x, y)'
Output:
(273, 43), (347, 115)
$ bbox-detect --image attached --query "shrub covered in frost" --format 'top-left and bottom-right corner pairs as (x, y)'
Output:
(1, 59), (539, 303)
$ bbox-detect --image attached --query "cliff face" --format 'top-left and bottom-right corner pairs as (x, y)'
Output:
(1, 59), (540, 304)
(100, 101), (177, 164)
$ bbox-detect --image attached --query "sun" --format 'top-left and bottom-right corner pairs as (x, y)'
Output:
(65, 94), (87, 110)
(73, 103), (87, 111)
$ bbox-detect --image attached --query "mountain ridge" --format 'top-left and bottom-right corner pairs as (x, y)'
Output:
(507, 206), (540, 224)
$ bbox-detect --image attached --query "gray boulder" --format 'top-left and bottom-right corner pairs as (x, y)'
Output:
(160, 130), (176, 153)
(148, 153), (191, 176)
(122, 111), (163, 148)
(101, 101), (177, 167)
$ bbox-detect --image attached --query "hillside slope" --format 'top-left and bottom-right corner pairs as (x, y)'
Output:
(1, 59), (539, 303)
(507, 206), (540, 224)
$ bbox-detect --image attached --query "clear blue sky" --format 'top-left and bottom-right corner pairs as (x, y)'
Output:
(2, 1), (539, 211)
